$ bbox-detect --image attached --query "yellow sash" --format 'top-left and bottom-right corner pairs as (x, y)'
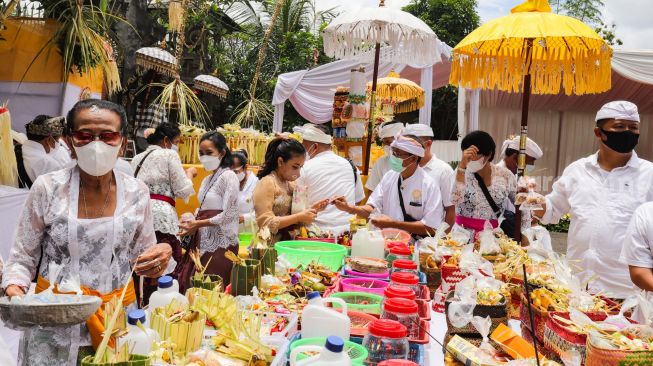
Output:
(36, 276), (136, 350)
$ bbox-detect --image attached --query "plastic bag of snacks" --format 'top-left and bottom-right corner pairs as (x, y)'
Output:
(478, 221), (501, 257)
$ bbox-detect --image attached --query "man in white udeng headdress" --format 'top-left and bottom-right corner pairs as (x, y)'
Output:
(498, 136), (543, 175)
(365, 121), (404, 192)
(535, 101), (653, 299)
(333, 134), (443, 236)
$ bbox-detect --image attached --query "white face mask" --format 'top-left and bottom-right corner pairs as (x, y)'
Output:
(383, 145), (392, 156)
(74, 141), (121, 176)
(525, 164), (536, 175)
(199, 155), (222, 171)
(236, 172), (246, 182)
(171, 144), (179, 152)
(466, 157), (487, 173)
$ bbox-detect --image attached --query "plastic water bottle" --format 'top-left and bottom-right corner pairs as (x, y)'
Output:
(290, 336), (352, 366)
(301, 292), (350, 340)
(148, 275), (188, 310)
(119, 309), (159, 355)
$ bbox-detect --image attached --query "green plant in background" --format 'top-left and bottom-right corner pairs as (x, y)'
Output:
(449, 160), (459, 170)
(544, 213), (571, 233)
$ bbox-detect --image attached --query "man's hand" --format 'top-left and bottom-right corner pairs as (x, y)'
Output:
(370, 215), (395, 229)
(134, 243), (173, 277)
(331, 196), (350, 213)
(239, 215), (245, 224)
(311, 199), (330, 212)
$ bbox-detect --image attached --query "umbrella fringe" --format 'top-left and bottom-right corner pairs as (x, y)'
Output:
(449, 42), (611, 96)
(323, 23), (440, 66)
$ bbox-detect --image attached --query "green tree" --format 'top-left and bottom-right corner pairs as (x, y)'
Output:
(551, 0), (623, 46)
(403, 0), (480, 140)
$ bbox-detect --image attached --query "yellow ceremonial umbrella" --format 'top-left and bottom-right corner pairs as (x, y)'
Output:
(449, 0), (612, 175)
(368, 71), (425, 114)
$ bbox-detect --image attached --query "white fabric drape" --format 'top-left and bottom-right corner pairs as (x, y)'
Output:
(612, 50), (653, 85)
(271, 43), (452, 132)
(419, 66), (433, 125)
(469, 89), (480, 131)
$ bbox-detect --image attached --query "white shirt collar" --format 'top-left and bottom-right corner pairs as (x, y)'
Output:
(587, 151), (641, 170)
(146, 145), (163, 151)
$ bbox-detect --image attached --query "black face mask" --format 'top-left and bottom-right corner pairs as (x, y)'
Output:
(600, 129), (640, 153)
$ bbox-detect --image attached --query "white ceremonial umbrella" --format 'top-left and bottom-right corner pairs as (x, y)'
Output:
(135, 47), (178, 77)
(194, 74), (229, 99)
(322, 0), (441, 174)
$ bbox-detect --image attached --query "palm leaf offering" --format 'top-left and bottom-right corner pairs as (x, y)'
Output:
(151, 78), (209, 127)
(150, 299), (205, 356)
(189, 250), (223, 291)
(47, 0), (122, 94)
(178, 125), (206, 164)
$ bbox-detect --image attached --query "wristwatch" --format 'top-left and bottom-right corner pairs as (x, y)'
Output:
(457, 166), (466, 174)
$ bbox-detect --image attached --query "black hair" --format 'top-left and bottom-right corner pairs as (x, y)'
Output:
(505, 148), (519, 157)
(65, 99), (128, 135)
(146, 123), (181, 144)
(402, 134), (425, 164)
(231, 149), (249, 168)
(257, 137), (306, 179)
(200, 131), (232, 169)
(597, 118), (611, 129)
(26, 115), (53, 141)
(461, 130), (496, 161)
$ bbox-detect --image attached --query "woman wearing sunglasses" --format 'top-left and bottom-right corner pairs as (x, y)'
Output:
(130, 123), (196, 305)
(1, 99), (172, 365)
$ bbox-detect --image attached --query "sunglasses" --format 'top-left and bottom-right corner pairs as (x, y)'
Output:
(71, 130), (122, 146)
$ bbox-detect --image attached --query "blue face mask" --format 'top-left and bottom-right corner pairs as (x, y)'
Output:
(389, 155), (406, 173)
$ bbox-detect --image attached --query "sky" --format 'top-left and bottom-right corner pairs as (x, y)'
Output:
(316, 0), (653, 50)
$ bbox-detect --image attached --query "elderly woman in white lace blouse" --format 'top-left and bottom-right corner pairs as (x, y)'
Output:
(177, 131), (239, 292)
(131, 123), (196, 304)
(1, 99), (172, 366)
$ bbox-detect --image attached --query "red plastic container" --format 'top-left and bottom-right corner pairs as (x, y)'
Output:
(378, 360), (419, 366)
(363, 319), (410, 365)
(391, 259), (419, 277)
(381, 298), (420, 339)
(390, 272), (420, 294)
(383, 286), (417, 301)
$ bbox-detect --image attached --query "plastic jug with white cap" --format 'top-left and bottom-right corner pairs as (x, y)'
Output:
(148, 275), (188, 310)
(351, 228), (385, 259)
(290, 336), (352, 366)
(119, 309), (159, 355)
(301, 292), (351, 340)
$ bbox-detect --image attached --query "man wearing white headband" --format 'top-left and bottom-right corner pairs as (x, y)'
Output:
(498, 136), (543, 175)
(295, 123), (364, 232)
(333, 135), (443, 236)
(365, 121), (404, 192)
(404, 123), (455, 228)
(535, 100), (653, 299)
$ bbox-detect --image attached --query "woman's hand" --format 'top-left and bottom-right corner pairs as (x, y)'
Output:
(186, 167), (198, 179)
(296, 209), (317, 225)
(4, 285), (26, 298)
(311, 199), (330, 212)
(460, 145), (479, 169)
(370, 215), (395, 229)
(178, 220), (201, 237)
(134, 243), (172, 277)
(331, 196), (350, 213)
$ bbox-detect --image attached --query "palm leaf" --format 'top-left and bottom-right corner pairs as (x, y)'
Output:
(151, 79), (209, 126)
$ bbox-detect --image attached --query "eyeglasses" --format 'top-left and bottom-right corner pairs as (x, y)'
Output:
(71, 130), (122, 146)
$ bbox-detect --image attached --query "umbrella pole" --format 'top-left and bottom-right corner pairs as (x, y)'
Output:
(363, 42), (381, 176)
(514, 38), (534, 243)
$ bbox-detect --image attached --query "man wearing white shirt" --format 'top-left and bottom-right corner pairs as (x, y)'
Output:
(365, 121), (404, 192)
(19, 115), (69, 186)
(621, 202), (653, 292)
(334, 134), (443, 236)
(535, 101), (653, 299)
(403, 123), (455, 228)
(295, 123), (364, 233)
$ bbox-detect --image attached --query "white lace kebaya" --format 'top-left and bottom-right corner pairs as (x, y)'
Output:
(2, 166), (157, 365)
